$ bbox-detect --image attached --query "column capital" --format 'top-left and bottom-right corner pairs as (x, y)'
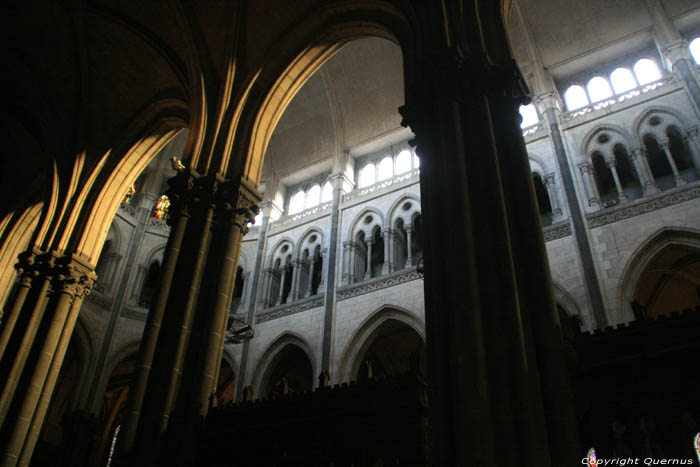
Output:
(604, 156), (617, 168)
(364, 237), (375, 246)
(216, 177), (262, 235)
(663, 39), (692, 65)
(543, 173), (556, 186)
(403, 224), (414, 233)
(381, 227), (392, 235)
(630, 145), (645, 157)
(658, 138), (670, 150)
(52, 254), (97, 299)
(686, 125), (699, 139)
(577, 162), (593, 174)
(399, 49), (529, 151)
(533, 92), (562, 114)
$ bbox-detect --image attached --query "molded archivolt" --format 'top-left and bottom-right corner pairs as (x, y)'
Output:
(337, 305), (425, 383)
(634, 107), (691, 141)
(250, 332), (317, 398)
(387, 194), (421, 227)
(0, 203), (43, 305)
(582, 124), (633, 157)
(348, 207), (385, 241)
(528, 154), (549, 177)
(297, 227), (325, 258)
(267, 237), (296, 268)
(618, 227), (700, 322)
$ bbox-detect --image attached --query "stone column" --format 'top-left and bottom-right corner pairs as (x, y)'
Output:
(364, 237), (373, 279)
(400, 48), (579, 465)
(381, 228), (392, 274)
(604, 156), (629, 203)
(630, 145), (660, 195)
(404, 225), (413, 267)
(289, 259), (302, 301)
(235, 201), (273, 402)
(684, 126), (700, 175)
(276, 264), (288, 305)
(318, 248), (328, 289)
(0, 255), (94, 467)
(577, 162), (601, 208)
(320, 173), (346, 375)
(542, 173), (563, 219)
(0, 251), (55, 425)
(347, 243), (356, 284)
(305, 256), (316, 297)
(116, 170), (208, 462)
(658, 138), (686, 186)
(342, 242), (351, 285)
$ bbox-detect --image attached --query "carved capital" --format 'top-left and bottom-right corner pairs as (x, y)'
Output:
(543, 173), (556, 187)
(400, 48), (530, 152)
(217, 177), (262, 235)
(578, 162), (593, 175)
(658, 138), (670, 151)
(604, 157), (617, 168)
(51, 255), (97, 299)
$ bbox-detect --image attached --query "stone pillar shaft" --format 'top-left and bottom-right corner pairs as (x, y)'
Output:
(631, 146), (660, 195)
(364, 239), (373, 279)
(405, 226), (413, 266)
(542, 174), (562, 218)
(659, 139), (686, 186)
(381, 229), (391, 274)
(605, 158), (628, 203)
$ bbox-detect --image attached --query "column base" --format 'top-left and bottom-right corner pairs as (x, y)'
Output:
(642, 183), (661, 196)
(674, 175), (687, 186)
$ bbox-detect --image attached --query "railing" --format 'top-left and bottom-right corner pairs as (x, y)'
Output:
(343, 168), (420, 203)
(561, 75), (675, 122)
(522, 122), (542, 137)
(269, 201), (332, 231)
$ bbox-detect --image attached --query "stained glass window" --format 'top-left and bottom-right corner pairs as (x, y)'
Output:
(123, 184), (135, 205)
(587, 448), (597, 466)
(695, 433), (700, 464)
(106, 425), (120, 467)
(154, 195), (170, 220)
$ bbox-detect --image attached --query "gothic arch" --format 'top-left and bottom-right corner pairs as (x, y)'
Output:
(338, 305), (425, 383)
(348, 207), (385, 240)
(528, 154), (548, 176)
(64, 109), (189, 265)
(296, 227), (325, 258)
(618, 227), (700, 321)
(251, 332), (317, 398)
(633, 106), (691, 141)
(266, 237), (296, 268)
(236, 2), (416, 185)
(387, 193), (421, 227)
(581, 124), (633, 158)
(551, 282), (583, 320)
(0, 204), (44, 305)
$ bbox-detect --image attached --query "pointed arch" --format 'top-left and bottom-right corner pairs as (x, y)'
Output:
(296, 226), (325, 258)
(618, 227), (700, 322)
(234, 2), (417, 185)
(633, 106), (690, 141)
(338, 305), (425, 383)
(387, 193), (421, 227)
(250, 332), (316, 398)
(347, 207), (385, 240)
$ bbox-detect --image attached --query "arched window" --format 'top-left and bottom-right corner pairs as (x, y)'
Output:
(519, 103), (538, 128)
(377, 156), (393, 181)
(153, 195), (170, 220)
(395, 150), (412, 174)
(305, 184), (320, 209)
(321, 181), (333, 203)
(610, 68), (637, 94)
(564, 85), (589, 110)
(358, 163), (375, 188)
(690, 37), (700, 64)
(634, 59), (662, 85)
(288, 190), (305, 215)
(587, 76), (613, 102)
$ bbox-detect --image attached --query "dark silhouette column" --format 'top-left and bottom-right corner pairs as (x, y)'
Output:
(400, 48), (579, 466)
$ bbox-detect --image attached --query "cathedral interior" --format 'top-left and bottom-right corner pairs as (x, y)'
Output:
(1, 1), (700, 466)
